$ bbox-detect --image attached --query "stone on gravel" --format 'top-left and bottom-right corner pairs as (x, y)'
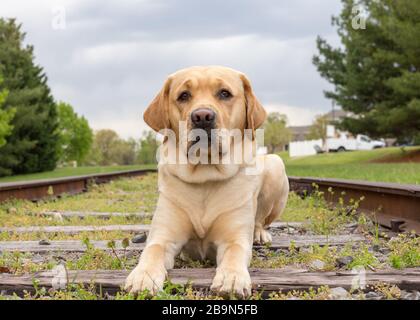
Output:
(38, 239), (50, 245)
(364, 292), (382, 300)
(336, 256), (354, 268)
(309, 259), (325, 270)
(31, 254), (45, 263)
(371, 244), (380, 252)
(131, 233), (147, 243)
(379, 248), (391, 255)
(401, 291), (420, 300)
(329, 287), (350, 300)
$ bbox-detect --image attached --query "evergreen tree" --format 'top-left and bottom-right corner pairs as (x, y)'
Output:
(0, 76), (15, 147)
(0, 19), (60, 176)
(313, 0), (420, 144)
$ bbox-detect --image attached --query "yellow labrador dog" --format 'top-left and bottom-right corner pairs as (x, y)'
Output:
(125, 66), (289, 297)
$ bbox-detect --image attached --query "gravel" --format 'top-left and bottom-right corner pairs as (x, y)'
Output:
(131, 233), (147, 243)
(401, 291), (420, 300)
(364, 292), (382, 300)
(336, 256), (354, 268)
(309, 259), (326, 270)
(329, 287), (350, 300)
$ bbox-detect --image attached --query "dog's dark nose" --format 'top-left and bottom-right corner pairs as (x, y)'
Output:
(191, 108), (216, 128)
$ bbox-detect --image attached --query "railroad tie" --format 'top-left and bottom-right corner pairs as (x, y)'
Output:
(0, 234), (367, 253)
(1, 268), (419, 295)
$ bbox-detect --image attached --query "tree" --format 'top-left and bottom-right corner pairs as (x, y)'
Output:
(114, 138), (137, 165)
(93, 129), (121, 165)
(0, 19), (60, 176)
(57, 102), (93, 164)
(313, 0), (420, 144)
(137, 131), (159, 164)
(306, 114), (329, 143)
(263, 112), (291, 153)
(0, 78), (15, 147)
(84, 129), (137, 166)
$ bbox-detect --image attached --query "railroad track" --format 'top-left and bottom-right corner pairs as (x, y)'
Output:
(1, 169), (419, 233)
(0, 170), (420, 299)
(288, 176), (420, 233)
(0, 216), (418, 299)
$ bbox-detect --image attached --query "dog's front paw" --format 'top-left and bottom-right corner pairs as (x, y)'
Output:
(254, 226), (272, 244)
(124, 264), (166, 295)
(211, 267), (252, 298)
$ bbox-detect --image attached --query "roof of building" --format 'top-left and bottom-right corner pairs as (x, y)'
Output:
(288, 125), (311, 134)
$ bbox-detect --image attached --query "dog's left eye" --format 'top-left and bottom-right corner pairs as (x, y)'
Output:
(217, 89), (233, 100)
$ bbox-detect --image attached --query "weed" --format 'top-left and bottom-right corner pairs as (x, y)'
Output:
(373, 283), (401, 300)
(388, 233), (420, 269)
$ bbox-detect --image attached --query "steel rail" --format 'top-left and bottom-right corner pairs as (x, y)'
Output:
(288, 176), (420, 233)
(0, 169), (156, 202)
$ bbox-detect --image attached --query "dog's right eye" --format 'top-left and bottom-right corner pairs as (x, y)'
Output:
(177, 91), (191, 102)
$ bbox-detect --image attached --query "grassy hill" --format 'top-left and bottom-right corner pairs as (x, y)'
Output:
(280, 147), (420, 184)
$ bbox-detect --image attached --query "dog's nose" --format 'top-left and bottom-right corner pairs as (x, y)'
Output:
(191, 108), (216, 128)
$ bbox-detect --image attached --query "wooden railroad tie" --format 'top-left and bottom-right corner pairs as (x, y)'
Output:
(36, 211), (152, 220)
(0, 222), (303, 235)
(0, 234), (366, 253)
(1, 268), (419, 295)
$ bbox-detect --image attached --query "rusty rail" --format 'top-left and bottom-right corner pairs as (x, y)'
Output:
(289, 176), (420, 233)
(0, 169), (419, 233)
(0, 169), (156, 202)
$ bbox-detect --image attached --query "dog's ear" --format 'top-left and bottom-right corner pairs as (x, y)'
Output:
(240, 74), (267, 137)
(143, 77), (172, 132)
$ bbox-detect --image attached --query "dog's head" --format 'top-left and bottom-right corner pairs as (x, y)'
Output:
(144, 66), (266, 159)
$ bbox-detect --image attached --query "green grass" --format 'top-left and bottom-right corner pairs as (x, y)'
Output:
(280, 147), (420, 184)
(0, 164), (157, 183)
(0, 174), (158, 229)
(1, 147), (418, 184)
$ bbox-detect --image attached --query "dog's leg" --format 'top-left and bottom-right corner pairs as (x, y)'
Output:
(209, 211), (254, 298)
(124, 198), (192, 294)
(254, 155), (289, 244)
(254, 223), (273, 244)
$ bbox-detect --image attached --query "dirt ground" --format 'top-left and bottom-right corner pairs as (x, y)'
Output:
(371, 149), (420, 163)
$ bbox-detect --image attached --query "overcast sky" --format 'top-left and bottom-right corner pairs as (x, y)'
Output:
(0, 0), (342, 138)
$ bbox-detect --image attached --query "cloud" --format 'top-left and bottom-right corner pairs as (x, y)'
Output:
(90, 117), (147, 138)
(0, 0), (342, 138)
(265, 104), (323, 126)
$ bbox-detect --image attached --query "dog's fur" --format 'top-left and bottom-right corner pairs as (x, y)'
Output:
(125, 66), (289, 297)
